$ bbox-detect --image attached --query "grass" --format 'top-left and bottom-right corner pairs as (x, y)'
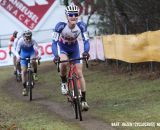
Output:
(37, 61), (160, 130)
(0, 66), (81, 130)
(85, 62), (160, 130)
(1, 61), (160, 130)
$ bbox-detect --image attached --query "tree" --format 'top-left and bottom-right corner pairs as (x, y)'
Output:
(95, 0), (160, 34)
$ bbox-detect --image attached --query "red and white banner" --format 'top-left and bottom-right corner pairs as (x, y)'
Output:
(0, 42), (54, 67)
(95, 36), (105, 61)
(0, 47), (10, 66)
(78, 36), (105, 60)
(0, 0), (55, 30)
(0, 37), (105, 67)
(78, 38), (97, 60)
(38, 42), (53, 62)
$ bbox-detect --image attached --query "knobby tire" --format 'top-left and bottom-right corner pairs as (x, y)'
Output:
(73, 74), (82, 121)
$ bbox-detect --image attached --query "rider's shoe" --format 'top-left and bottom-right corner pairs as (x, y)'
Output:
(22, 88), (28, 96)
(61, 83), (68, 95)
(33, 73), (38, 81)
(81, 101), (89, 111)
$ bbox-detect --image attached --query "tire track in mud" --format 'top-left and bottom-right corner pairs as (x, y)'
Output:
(2, 64), (116, 130)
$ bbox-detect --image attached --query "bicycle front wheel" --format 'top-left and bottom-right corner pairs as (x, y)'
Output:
(73, 74), (82, 121)
(28, 70), (33, 101)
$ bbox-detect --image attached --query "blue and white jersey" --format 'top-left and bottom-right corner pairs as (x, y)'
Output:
(12, 35), (23, 55)
(16, 37), (40, 58)
(52, 21), (90, 56)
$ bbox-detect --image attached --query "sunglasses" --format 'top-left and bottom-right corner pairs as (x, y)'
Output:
(68, 13), (79, 17)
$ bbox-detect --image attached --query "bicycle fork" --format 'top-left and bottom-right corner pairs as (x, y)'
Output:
(26, 62), (34, 87)
(70, 77), (82, 99)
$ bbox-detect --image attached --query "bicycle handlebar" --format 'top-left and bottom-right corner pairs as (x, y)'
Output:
(55, 57), (89, 72)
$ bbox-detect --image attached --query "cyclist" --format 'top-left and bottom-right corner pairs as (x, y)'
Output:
(16, 30), (41, 96)
(12, 32), (24, 80)
(52, 4), (90, 111)
(8, 31), (18, 74)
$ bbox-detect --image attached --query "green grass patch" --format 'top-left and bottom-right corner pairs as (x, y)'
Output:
(2, 62), (160, 130)
(38, 62), (160, 130)
(86, 63), (160, 130)
(0, 65), (81, 130)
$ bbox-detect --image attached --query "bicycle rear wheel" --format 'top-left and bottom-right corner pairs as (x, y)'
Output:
(73, 74), (82, 121)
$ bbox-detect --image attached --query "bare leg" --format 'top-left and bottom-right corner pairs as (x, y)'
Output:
(76, 63), (86, 91)
(59, 54), (68, 82)
(13, 56), (16, 72)
(16, 61), (21, 74)
(21, 66), (27, 87)
(32, 61), (37, 74)
(76, 63), (89, 110)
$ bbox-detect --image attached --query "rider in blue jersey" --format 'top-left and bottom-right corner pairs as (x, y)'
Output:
(16, 30), (41, 96)
(52, 4), (90, 111)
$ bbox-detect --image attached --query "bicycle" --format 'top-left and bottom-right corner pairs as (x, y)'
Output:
(56, 57), (88, 121)
(21, 57), (40, 101)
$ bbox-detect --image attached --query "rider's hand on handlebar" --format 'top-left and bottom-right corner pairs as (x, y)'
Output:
(82, 52), (90, 60)
(53, 55), (60, 64)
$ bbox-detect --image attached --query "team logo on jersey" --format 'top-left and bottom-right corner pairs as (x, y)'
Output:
(0, 0), (55, 30)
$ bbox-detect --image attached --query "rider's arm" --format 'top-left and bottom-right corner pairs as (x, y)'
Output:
(15, 39), (22, 58)
(8, 43), (12, 52)
(8, 36), (14, 52)
(83, 32), (90, 53)
(77, 22), (90, 53)
(52, 30), (60, 57)
(12, 38), (18, 55)
(52, 22), (66, 57)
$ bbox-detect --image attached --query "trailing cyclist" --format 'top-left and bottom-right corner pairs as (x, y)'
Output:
(16, 30), (41, 96)
(8, 31), (18, 75)
(52, 4), (90, 111)
(12, 32), (24, 81)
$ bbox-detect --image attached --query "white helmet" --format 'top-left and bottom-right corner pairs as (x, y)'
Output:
(65, 4), (79, 15)
(16, 32), (23, 39)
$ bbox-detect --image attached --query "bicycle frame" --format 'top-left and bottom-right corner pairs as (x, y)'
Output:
(21, 57), (40, 74)
(68, 62), (81, 98)
(27, 58), (34, 86)
(21, 57), (40, 101)
(56, 57), (88, 121)
(56, 57), (88, 98)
